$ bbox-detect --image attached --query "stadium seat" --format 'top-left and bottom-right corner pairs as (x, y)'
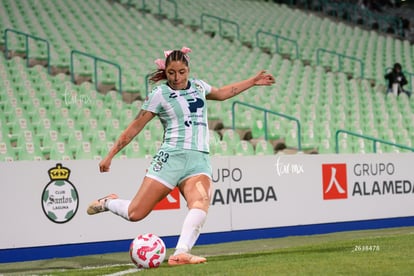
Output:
(17, 142), (43, 161)
(125, 140), (148, 159)
(102, 118), (123, 137)
(234, 140), (255, 156)
(119, 108), (135, 128)
(221, 129), (241, 144)
(208, 130), (221, 153)
(254, 140), (274, 155)
(56, 118), (77, 142)
(212, 141), (234, 156)
(251, 119), (266, 139)
(40, 129), (63, 154)
(66, 129), (85, 154)
(74, 141), (101, 160)
(146, 140), (163, 156)
(49, 142), (72, 160)
(9, 129), (41, 151)
(0, 154), (14, 162)
(0, 141), (14, 159)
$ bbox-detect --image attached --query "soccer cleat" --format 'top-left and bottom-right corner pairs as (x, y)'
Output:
(87, 194), (118, 215)
(168, 253), (207, 266)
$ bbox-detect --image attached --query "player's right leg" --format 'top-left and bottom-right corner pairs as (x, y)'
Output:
(168, 173), (212, 265)
(86, 176), (171, 221)
(168, 252), (207, 266)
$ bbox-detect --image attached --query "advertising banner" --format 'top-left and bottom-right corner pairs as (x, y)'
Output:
(1, 153), (413, 260)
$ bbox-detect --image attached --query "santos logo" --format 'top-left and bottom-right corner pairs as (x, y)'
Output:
(322, 164), (348, 200)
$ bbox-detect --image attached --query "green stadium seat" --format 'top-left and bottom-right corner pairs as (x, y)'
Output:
(102, 118), (123, 137)
(95, 108), (114, 123)
(254, 140), (274, 155)
(7, 118), (34, 139)
(119, 108), (135, 128)
(212, 141), (234, 156)
(146, 140), (163, 156)
(90, 129), (111, 146)
(1, 0), (414, 158)
(95, 140), (114, 157)
(39, 129), (63, 155)
(33, 119), (56, 139)
(209, 130), (221, 152)
(0, 141), (14, 159)
(221, 129), (241, 144)
(125, 140), (149, 159)
(17, 142), (43, 161)
(74, 141), (101, 160)
(251, 119), (266, 139)
(234, 140), (255, 156)
(0, 153), (15, 162)
(49, 142), (72, 160)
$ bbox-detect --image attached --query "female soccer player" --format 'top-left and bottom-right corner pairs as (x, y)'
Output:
(87, 47), (275, 265)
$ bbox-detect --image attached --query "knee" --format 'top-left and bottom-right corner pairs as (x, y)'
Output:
(188, 182), (211, 212)
(189, 197), (210, 212)
(128, 209), (148, 222)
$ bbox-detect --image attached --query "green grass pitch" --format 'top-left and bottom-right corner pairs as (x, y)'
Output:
(1, 226), (413, 275)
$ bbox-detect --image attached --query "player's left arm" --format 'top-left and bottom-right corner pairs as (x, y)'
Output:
(206, 70), (275, 101)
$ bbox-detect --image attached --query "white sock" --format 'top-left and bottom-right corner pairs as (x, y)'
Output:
(106, 199), (130, 221)
(174, 208), (207, 255)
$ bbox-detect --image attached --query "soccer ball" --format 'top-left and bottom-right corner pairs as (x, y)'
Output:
(129, 233), (166, 269)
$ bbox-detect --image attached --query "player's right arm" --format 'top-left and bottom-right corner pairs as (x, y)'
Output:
(99, 109), (155, 172)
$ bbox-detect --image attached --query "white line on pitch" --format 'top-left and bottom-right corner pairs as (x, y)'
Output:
(103, 268), (141, 276)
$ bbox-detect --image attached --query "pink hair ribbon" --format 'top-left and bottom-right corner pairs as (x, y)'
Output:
(154, 46), (192, 70)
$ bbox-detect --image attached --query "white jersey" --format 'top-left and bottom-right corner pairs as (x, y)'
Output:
(142, 79), (212, 152)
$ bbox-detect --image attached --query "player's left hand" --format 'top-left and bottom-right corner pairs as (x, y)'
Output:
(253, 70), (276, 86)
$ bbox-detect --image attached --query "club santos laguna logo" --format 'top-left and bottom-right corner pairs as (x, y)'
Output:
(41, 163), (79, 223)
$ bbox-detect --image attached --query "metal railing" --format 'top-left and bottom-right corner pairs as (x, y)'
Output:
(335, 129), (414, 153)
(200, 14), (240, 41)
(286, 1), (404, 37)
(70, 50), (122, 93)
(122, 0), (149, 11)
(316, 48), (364, 79)
(255, 30), (299, 59)
(232, 101), (302, 151)
(4, 28), (51, 74)
(158, 0), (178, 20)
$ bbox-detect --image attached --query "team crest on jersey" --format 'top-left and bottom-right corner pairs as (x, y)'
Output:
(194, 82), (204, 93)
(153, 160), (163, 172)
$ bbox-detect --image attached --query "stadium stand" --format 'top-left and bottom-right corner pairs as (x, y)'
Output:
(1, 0), (414, 161)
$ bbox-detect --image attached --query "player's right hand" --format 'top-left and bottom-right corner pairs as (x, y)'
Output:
(99, 157), (112, 172)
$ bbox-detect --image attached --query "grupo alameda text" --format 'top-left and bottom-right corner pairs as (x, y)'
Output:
(352, 162), (414, 196)
(211, 168), (277, 205)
